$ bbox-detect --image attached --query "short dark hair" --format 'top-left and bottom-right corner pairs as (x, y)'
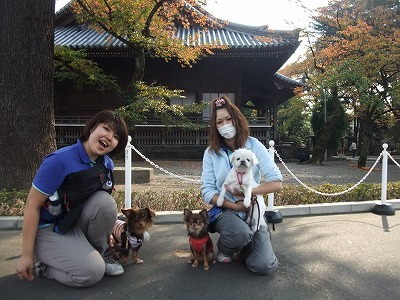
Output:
(208, 96), (249, 153)
(81, 110), (129, 157)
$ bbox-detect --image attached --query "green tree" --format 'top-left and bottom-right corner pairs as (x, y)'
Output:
(0, 0), (56, 190)
(54, 46), (119, 91)
(278, 96), (312, 148)
(315, 0), (399, 166)
(66, 0), (220, 126)
(281, 0), (400, 166)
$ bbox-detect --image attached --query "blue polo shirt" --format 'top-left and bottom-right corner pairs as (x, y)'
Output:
(33, 139), (114, 196)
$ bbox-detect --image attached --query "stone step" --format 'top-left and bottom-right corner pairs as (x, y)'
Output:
(113, 167), (154, 184)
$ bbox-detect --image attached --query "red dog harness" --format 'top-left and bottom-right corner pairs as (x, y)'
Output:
(189, 234), (214, 254)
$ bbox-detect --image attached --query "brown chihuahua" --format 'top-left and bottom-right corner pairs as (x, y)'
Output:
(183, 208), (216, 270)
(110, 207), (156, 265)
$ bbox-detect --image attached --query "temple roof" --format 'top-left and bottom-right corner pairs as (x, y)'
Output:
(55, 25), (298, 50)
(55, 2), (300, 52)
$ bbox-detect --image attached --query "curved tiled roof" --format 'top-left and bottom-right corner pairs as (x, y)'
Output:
(273, 72), (303, 86)
(55, 2), (299, 50)
(55, 25), (123, 49)
(55, 24), (299, 50)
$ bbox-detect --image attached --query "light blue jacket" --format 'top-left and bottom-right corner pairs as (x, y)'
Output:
(201, 137), (282, 210)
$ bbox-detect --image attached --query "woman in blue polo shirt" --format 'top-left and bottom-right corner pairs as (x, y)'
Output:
(201, 96), (282, 275)
(16, 110), (128, 287)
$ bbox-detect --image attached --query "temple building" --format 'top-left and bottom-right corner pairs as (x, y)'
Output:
(54, 3), (301, 157)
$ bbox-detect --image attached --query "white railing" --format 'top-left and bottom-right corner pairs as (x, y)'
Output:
(124, 138), (399, 215)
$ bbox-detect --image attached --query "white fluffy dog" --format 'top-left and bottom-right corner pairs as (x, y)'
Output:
(217, 148), (266, 232)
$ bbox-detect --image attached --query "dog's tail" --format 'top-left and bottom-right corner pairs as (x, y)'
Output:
(173, 250), (192, 258)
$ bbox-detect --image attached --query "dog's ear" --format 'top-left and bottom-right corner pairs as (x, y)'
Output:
(149, 208), (156, 219)
(145, 207), (156, 220)
(183, 208), (192, 221)
(228, 152), (235, 163)
(252, 152), (259, 166)
(121, 208), (132, 218)
(199, 209), (209, 223)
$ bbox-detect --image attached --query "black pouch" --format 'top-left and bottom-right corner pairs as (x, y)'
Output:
(58, 158), (110, 210)
(207, 206), (223, 233)
(53, 156), (112, 234)
(55, 206), (83, 234)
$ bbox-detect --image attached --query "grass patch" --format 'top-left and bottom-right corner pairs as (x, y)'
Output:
(1, 182), (399, 216)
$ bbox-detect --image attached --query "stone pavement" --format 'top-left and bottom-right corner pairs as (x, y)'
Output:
(1, 212), (400, 300)
(1, 155), (399, 299)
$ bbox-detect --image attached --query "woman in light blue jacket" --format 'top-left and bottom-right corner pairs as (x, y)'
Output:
(201, 96), (282, 275)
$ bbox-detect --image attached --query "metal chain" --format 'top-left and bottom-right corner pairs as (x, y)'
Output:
(273, 150), (384, 197)
(130, 144), (201, 183)
(388, 152), (400, 168)
(129, 143), (399, 195)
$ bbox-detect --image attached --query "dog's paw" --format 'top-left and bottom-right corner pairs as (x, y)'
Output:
(216, 196), (224, 207)
(133, 259), (144, 264)
(243, 198), (251, 208)
(120, 256), (128, 265)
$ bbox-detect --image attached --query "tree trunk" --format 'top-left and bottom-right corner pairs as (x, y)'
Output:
(310, 88), (342, 164)
(0, 0), (56, 190)
(310, 107), (342, 163)
(357, 118), (373, 168)
(126, 49), (146, 97)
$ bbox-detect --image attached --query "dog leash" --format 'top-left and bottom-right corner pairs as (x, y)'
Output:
(248, 194), (261, 232)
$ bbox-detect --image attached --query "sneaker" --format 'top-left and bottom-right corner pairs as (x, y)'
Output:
(103, 249), (124, 276)
(216, 251), (232, 263)
(34, 259), (48, 277)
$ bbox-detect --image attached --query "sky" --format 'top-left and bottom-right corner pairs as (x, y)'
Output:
(55, 0), (329, 64)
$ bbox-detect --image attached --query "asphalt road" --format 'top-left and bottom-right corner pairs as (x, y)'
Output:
(1, 212), (400, 300)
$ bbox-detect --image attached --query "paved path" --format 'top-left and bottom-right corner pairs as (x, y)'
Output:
(1, 213), (400, 299)
(1, 155), (399, 298)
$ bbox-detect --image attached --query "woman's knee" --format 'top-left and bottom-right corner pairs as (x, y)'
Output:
(218, 228), (252, 252)
(68, 255), (105, 287)
(247, 257), (278, 275)
(90, 191), (117, 212)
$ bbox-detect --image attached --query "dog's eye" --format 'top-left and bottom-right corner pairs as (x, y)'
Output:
(188, 220), (202, 225)
(133, 214), (148, 221)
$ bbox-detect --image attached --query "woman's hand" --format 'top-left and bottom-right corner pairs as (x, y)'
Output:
(233, 200), (249, 212)
(16, 255), (34, 281)
(224, 184), (244, 200)
(16, 187), (47, 282)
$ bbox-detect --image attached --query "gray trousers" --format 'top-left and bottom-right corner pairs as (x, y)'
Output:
(214, 210), (278, 275)
(35, 191), (118, 287)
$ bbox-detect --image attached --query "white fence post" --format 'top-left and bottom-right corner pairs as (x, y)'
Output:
(265, 140), (283, 228)
(124, 135), (132, 209)
(381, 143), (388, 205)
(372, 143), (395, 216)
(267, 140), (275, 211)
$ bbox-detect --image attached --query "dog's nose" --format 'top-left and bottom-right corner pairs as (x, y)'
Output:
(240, 160), (246, 166)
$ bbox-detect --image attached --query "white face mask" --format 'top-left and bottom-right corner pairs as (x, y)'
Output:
(217, 124), (236, 139)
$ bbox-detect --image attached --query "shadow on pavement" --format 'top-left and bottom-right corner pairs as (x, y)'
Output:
(1, 212), (400, 300)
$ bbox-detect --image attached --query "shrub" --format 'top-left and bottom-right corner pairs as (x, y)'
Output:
(0, 189), (28, 216)
(1, 182), (399, 216)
